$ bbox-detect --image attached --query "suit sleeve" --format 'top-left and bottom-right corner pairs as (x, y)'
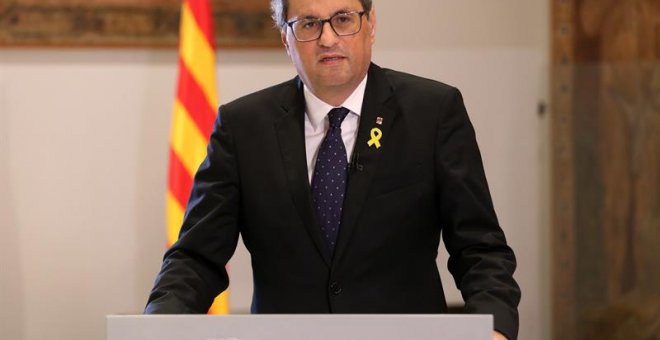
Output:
(435, 88), (521, 339)
(145, 105), (241, 314)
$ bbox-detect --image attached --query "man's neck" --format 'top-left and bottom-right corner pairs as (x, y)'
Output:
(309, 86), (356, 107)
(304, 75), (369, 115)
(305, 70), (370, 107)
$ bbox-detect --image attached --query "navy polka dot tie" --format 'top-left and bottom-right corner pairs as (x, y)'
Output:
(312, 107), (350, 254)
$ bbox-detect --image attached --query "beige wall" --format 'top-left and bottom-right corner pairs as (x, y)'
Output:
(0, 1), (549, 339)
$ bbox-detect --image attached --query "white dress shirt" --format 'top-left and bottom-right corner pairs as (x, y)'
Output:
(303, 75), (368, 183)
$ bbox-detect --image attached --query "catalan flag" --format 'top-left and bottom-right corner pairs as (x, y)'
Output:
(166, 0), (229, 314)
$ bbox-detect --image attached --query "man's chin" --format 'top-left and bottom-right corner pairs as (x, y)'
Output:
(315, 74), (353, 88)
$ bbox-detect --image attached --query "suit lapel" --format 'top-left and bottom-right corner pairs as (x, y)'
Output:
(274, 78), (332, 266)
(333, 64), (397, 264)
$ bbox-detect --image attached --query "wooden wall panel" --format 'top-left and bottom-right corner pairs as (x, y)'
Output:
(0, 0), (280, 48)
(552, 0), (660, 339)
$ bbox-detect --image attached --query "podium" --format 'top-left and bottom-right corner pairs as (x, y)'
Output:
(107, 314), (492, 340)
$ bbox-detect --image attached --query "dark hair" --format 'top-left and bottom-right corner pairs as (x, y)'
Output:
(270, 0), (373, 28)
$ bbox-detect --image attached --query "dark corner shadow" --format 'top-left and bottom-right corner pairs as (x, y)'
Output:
(0, 92), (25, 339)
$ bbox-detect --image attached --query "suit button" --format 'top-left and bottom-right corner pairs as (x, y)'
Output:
(329, 282), (342, 295)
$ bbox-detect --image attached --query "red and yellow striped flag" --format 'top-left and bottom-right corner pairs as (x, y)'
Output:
(166, 0), (229, 315)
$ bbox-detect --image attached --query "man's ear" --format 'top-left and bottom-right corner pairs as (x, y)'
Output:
(281, 29), (291, 55)
(368, 7), (377, 42)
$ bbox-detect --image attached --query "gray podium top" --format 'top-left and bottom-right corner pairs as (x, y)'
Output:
(107, 314), (493, 340)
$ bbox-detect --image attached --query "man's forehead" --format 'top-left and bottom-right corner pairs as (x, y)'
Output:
(287, 0), (363, 17)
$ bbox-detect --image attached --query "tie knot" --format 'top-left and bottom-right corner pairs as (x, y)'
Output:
(327, 107), (349, 128)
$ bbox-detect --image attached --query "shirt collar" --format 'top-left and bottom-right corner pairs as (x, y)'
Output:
(303, 75), (368, 131)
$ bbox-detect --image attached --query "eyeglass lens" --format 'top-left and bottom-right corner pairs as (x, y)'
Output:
(292, 12), (362, 41)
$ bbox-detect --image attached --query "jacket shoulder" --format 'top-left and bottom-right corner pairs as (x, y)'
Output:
(372, 67), (462, 110)
(380, 67), (459, 99)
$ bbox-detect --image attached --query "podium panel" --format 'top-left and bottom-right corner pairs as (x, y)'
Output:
(107, 314), (492, 340)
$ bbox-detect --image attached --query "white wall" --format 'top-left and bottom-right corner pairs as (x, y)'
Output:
(0, 1), (549, 339)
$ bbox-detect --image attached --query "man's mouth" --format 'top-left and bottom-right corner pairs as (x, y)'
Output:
(320, 55), (346, 63)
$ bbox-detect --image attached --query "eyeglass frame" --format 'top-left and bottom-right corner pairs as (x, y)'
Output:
(285, 11), (367, 42)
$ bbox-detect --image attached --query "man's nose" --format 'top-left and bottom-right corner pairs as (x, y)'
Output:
(318, 21), (340, 47)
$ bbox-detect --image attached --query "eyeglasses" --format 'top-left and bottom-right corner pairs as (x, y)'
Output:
(286, 11), (366, 42)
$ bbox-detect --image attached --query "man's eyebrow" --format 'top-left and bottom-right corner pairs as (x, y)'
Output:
(330, 8), (355, 16)
(295, 8), (356, 20)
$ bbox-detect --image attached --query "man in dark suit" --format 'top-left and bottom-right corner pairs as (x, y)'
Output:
(146, 0), (521, 339)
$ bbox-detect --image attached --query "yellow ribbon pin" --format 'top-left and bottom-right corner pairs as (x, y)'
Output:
(367, 128), (383, 149)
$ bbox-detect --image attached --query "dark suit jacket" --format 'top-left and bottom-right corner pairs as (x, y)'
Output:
(146, 63), (521, 339)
